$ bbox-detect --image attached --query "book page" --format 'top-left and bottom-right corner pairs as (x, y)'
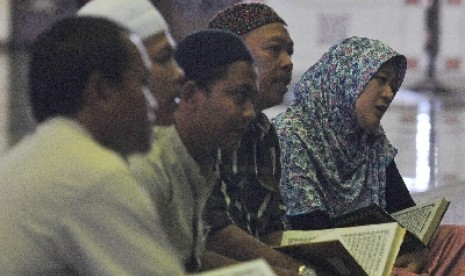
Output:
(392, 203), (435, 237)
(391, 198), (449, 244)
(337, 224), (404, 276)
(193, 259), (276, 276)
(280, 223), (405, 276)
(281, 229), (329, 245)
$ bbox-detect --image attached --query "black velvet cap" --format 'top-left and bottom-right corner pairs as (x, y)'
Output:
(175, 29), (253, 87)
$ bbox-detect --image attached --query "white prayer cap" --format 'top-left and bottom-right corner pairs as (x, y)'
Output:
(78, 0), (169, 40)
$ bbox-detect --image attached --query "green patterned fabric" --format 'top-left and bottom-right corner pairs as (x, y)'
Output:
(274, 36), (407, 217)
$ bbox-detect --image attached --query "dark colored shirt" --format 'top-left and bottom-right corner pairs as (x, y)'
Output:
(204, 113), (286, 240)
(385, 160), (416, 213)
(287, 160), (416, 230)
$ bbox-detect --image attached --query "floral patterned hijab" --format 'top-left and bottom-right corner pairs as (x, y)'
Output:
(274, 36), (407, 217)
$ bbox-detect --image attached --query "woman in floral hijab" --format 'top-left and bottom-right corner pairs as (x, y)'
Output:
(274, 36), (465, 275)
(274, 36), (412, 220)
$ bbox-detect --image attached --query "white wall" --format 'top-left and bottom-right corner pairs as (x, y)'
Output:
(250, 0), (465, 92)
(0, 0), (11, 153)
(0, 0), (11, 43)
(0, 52), (10, 154)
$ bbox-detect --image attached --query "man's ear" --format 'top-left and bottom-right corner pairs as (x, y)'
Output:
(179, 80), (197, 101)
(83, 72), (115, 110)
(179, 80), (204, 105)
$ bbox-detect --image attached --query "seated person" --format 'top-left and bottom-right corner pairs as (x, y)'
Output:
(204, 4), (327, 275)
(129, 29), (265, 273)
(274, 36), (465, 275)
(79, 0), (184, 126)
(0, 16), (184, 275)
(205, 1), (292, 248)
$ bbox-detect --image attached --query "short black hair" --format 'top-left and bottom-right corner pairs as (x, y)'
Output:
(174, 29), (254, 91)
(29, 16), (131, 122)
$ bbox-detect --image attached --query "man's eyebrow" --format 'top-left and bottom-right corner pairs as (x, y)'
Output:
(266, 35), (293, 44)
(226, 83), (256, 94)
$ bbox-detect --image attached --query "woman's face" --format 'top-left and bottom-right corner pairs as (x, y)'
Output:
(355, 61), (397, 130)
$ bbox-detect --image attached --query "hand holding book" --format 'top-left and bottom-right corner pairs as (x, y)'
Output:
(394, 247), (429, 273)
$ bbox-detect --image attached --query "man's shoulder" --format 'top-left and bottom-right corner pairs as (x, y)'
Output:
(152, 125), (178, 141)
(0, 118), (132, 194)
(150, 125), (184, 153)
(144, 125), (190, 168)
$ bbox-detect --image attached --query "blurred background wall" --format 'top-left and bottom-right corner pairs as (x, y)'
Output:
(1, 0), (464, 151)
(256, 0), (465, 97)
(6, 0), (241, 49)
(0, 0), (241, 149)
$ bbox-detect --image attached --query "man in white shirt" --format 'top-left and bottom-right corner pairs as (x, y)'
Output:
(0, 16), (184, 275)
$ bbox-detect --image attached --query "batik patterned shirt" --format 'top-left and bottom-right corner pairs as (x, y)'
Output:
(204, 112), (286, 240)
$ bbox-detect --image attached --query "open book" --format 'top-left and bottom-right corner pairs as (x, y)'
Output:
(275, 222), (406, 276)
(331, 198), (450, 252)
(192, 259), (276, 276)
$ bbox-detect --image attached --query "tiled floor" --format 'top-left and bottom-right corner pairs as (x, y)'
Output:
(2, 50), (465, 225)
(384, 88), (465, 225)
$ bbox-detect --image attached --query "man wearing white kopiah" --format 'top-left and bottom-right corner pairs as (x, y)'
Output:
(79, 0), (184, 126)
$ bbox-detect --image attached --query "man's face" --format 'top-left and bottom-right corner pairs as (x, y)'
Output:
(106, 34), (155, 156)
(144, 32), (184, 125)
(243, 22), (294, 112)
(197, 61), (258, 151)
